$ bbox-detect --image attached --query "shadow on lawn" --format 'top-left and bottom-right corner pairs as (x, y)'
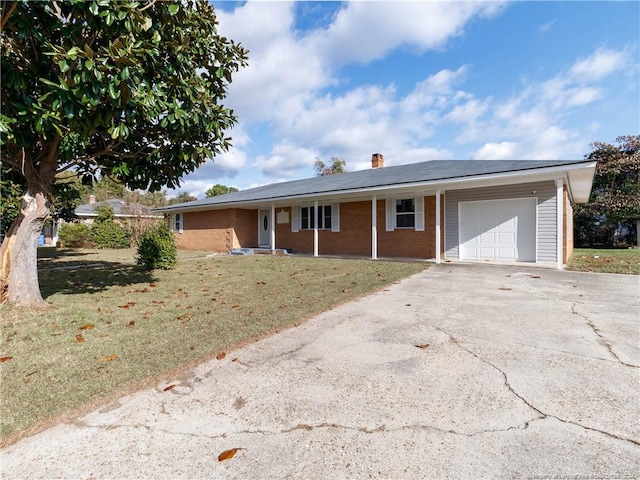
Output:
(38, 262), (157, 299)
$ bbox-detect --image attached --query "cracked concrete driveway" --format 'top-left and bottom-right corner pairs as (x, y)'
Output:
(1, 263), (639, 479)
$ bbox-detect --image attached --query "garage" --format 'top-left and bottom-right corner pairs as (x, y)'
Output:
(459, 198), (536, 262)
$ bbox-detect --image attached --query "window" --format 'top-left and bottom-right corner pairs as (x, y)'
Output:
(172, 213), (183, 233)
(386, 197), (424, 231)
(300, 205), (332, 230)
(395, 198), (415, 228)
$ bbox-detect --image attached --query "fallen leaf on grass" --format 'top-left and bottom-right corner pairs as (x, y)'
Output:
(119, 302), (136, 309)
(79, 324), (95, 330)
(415, 344), (430, 349)
(218, 448), (244, 462)
(126, 321), (135, 327)
(101, 354), (118, 362)
(231, 304), (240, 309)
(149, 283), (157, 287)
(216, 352), (226, 360)
(342, 288), (351, 293)
(0, 356), (12, 363)
(75, 333), (85, 343)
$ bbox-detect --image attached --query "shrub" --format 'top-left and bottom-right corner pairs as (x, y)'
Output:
(58, 222), (92, 248)
(89, 205), (130, 249)
(136, 222), (177, 270)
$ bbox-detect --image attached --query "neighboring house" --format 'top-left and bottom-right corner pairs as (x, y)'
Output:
(44, 196), (162, 245)
(156, 155), (596, 268)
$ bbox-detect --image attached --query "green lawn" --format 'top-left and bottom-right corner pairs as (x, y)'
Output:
(0, 249), (426, 444)
(566, 248), (640, 275)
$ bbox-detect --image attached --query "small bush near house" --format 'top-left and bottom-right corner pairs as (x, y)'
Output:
(136, 222), (177, 270)
(89, 205), (130, 249)
(58, 223), (92, 248)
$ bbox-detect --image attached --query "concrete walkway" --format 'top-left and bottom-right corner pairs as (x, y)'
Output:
(2, 263), (639, 479)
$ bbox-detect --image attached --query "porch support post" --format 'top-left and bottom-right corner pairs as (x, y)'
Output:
(435, 190), (441, 264)
(270, 204), (276, 250)
(556, 178), (564, 269)
(313, 200), (319, 257)
(371, 195), (378, 260)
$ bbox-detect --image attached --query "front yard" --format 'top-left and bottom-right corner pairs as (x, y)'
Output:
(567, 248), (640, 275)
(0, 249), (426, 444)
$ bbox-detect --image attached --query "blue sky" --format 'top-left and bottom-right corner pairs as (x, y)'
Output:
(176, 1), (639, 198)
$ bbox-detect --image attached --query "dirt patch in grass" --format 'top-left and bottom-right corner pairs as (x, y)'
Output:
(0, 251), (426, 444)
(566, 248), (640, 275)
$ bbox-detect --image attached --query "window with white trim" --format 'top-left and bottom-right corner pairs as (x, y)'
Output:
(395, 199), (415, 228)
(386, 196), (424, 231)
(300, 205), (332, 230)
(171, 213), (183, 233)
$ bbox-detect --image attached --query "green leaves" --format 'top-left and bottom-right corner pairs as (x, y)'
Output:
(2, 0), (248, 194)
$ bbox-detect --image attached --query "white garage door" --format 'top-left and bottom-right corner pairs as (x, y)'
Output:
(459, 198), (536, 262)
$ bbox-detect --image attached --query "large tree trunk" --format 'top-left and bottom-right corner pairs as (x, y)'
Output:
(1, 145), (57, 308)
(0, 191), (50, 307)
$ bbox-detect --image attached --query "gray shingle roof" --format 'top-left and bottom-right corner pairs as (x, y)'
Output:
(158, 159), (593, 212)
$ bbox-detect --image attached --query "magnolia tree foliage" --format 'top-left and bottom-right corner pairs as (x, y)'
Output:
(574, 135), (640, 247)
(0, 0), (248, 306)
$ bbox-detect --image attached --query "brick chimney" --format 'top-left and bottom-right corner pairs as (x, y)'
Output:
(371, 153), (384, 168)
(89, 194), (96, 204)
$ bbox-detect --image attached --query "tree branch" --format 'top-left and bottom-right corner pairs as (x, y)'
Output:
(139, 0), (158, 13)
(1, 1), (18, 30)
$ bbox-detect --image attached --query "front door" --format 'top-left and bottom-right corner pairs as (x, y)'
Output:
(258, 209), (271, 248)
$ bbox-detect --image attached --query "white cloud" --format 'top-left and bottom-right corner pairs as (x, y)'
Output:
(569, 47), (629, 82)
(473, 141), (517, 160)
(309, 2), (506, 65)
(537, 18), (556, 35)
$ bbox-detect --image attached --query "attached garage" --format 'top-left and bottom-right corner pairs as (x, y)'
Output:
(459, 198), (537, 262)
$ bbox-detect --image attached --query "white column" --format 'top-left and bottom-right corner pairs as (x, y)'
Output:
(371, 196), (378, 260)
(556, 178), (564, 269)
(435, 190), (441, 264)
(270, 205), (276, 250)
(313, 200), (319, 257)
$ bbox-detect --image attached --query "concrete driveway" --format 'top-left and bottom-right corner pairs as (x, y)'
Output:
(2, 263), (639, 479)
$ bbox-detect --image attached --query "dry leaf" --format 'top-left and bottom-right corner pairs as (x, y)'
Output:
(405, 304), (411, 307)
(231, 357), (238, 362)
(218, 448), (243, 462)
(530, 275), (541, 279)
(149, 283), (157, 287)
(231, 304), (240, 309)
(499, 287), (512, 291)
(415, 344), (430, 349)
(126, 321), (135, 327)
(101, 354), (118, 362)
(0, 356), (12, 363)
(163, 384), (176, 391)
(342, 288), (350, 293)
(75, 333), (85, 343)
(216, 352), (226, 360)
(79, 324), (95, 330)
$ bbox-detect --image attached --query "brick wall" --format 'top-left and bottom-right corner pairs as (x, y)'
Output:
(275, 199), (439, 259)
(563, 187), (574, 263)
(175, 209), (257, 251)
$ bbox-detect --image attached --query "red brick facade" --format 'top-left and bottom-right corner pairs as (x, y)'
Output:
(176, 197), (445, 260)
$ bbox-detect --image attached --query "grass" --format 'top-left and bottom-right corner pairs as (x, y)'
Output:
(0, 248), (426, 444)
(566, 248), (640, 275)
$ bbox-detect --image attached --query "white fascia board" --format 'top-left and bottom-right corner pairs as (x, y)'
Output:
(160, 162), (597, 212)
